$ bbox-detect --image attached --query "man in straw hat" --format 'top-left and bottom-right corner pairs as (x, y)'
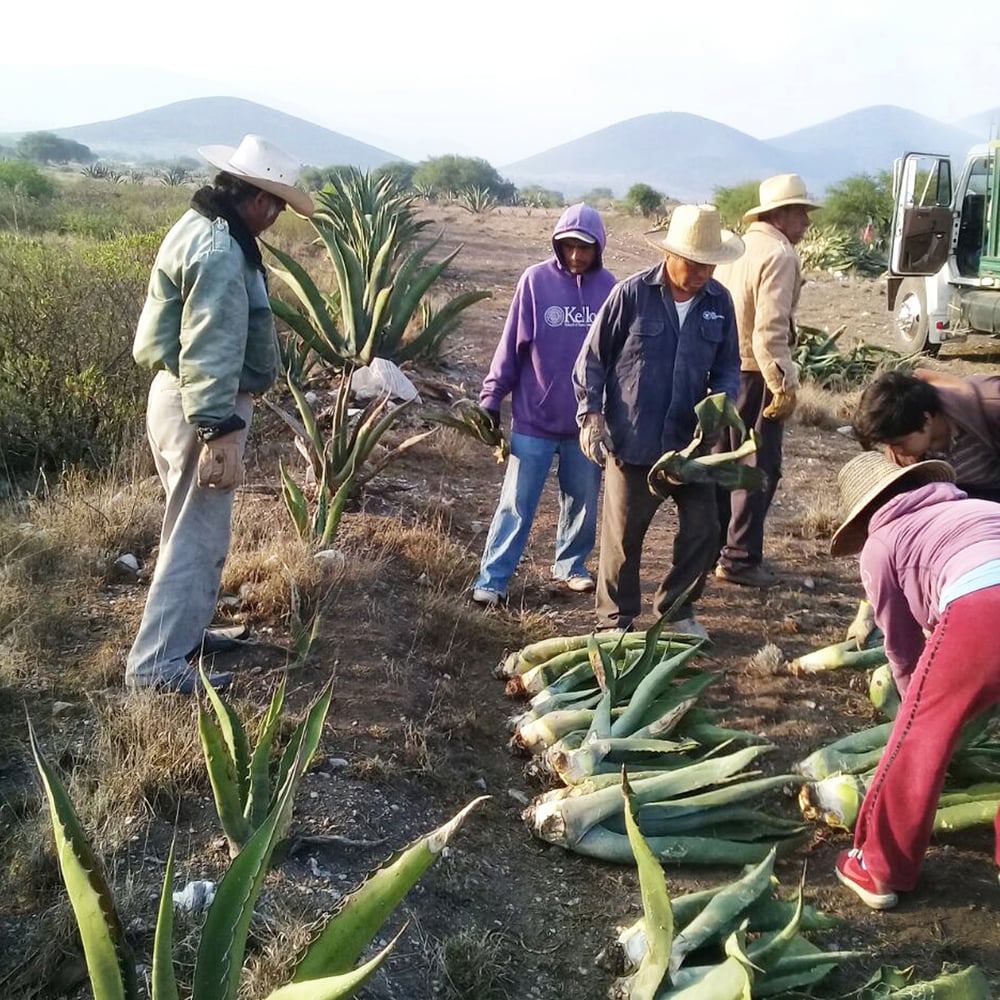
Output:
(713, 174), (820, 589)
(573, 204), (743, 637)
(830, 450), (1000, 909)
(127, 134), (314, 693)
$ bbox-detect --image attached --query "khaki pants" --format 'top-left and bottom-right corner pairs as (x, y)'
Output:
(125, 371), (252, 688)
(595, 458), (718, 629)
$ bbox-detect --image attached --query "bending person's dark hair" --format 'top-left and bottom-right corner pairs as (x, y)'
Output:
(853, 371), (941, 450)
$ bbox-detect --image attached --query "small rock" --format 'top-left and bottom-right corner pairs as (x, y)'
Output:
(507, 788), (530, 805)
(803, 577), (815, 590)
(327, 758), (349, 771)
(473, 777), (487, 791)
(115, 553), (140, 574)
(52, 701), (74, 717)
(314, 548), (347, 573)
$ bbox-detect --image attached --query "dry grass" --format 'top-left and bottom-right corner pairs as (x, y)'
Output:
(431, 926), (515, 1000)
(793, 382), (861, 432)
(788, 493), (843, 541)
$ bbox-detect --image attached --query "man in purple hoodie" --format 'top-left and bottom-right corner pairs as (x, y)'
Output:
(472, 204), (616, 606)
(829, 450), (1000, 910)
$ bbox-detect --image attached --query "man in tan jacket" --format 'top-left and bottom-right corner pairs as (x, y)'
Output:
(713, 174), (820, 587)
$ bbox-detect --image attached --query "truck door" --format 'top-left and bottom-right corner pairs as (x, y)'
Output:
(889, 153), (953, 276)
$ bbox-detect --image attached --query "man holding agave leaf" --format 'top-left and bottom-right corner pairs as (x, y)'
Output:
(127, 135), (314, 693)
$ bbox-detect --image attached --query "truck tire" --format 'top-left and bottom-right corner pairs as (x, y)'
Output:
(893, 279), (939, 355)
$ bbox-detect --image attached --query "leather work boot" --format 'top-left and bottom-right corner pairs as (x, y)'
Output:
(714, 563), (780, 589)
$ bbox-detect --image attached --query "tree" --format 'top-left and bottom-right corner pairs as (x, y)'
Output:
(412, 155), (515, 203)
(16, 131), (94, 164)
(712, 180), (761, 228)
(625, 183), (664, 217)
(301, 165), (353, 191)
(816, 171), (893, 240)
(518, 185), (564, 208)
(373, 161), (417, 190)
(579, 187), (614, 208)
(0, 160), (56, 199)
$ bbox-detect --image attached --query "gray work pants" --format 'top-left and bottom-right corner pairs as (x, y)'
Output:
(595, 457), (719, 629)
(125, 371), (253, 687)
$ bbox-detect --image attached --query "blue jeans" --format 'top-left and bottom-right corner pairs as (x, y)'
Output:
(475, 431), (601, 596)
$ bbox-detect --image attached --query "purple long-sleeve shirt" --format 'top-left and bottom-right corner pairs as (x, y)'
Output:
(479, 204), (616, 438)
(859, 481), (1000, 692)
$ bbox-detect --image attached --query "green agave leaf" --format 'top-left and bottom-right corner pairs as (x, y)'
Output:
(28, 718), (138, 1000)
(279, 463), (310, 541)
(622, 770), (672, 1000)
(151, 840), (178, 1000)
(198, 704), (251, 854)
(269, 298), (344, 368)
(263, 929), (403, 1000)
(292, 797), (488, 980)
(396, 289), (493, 362)
(263, 242), (344, 352)
(192, 735), (309, 1000)
(199, 667), (251, 805)
(271, 678), (335, 813)
(245, 677), (288, 828)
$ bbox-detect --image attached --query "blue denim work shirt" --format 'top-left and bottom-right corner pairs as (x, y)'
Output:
(573, 261), (741, 465)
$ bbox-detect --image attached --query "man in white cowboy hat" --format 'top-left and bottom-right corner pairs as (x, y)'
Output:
(573, 204), (744, 637)
(829, 450), (1000, 910)
(713, 173), (820, 589)
(127, 134), (314, 693)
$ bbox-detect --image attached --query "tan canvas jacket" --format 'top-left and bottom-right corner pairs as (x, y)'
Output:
(715, 221), (801, 393)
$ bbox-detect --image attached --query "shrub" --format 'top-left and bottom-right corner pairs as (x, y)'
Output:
(0, 160), (56, 200)
(0, 231), (160, 475)
(625, 182), (664, 217)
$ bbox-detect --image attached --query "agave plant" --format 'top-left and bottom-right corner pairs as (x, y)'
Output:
(28, 716), (488, 1000)
(198, 669), (333, 857)
(457, 186), (497, 215)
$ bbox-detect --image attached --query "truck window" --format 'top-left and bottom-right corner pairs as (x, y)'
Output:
(956, 157), (988, 276)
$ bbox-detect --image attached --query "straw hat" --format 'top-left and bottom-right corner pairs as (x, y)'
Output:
(646, 204), (744, 265)
(744, 174), (821, 220)
(830, 451), (955, 556)
(198, 134), (314, 217)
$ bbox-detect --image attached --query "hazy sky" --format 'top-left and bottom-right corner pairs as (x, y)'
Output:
(3, 0), (998, 164)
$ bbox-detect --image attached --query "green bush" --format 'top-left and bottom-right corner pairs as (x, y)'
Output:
(0, 231), (160, 475)
(412, 155), (515, 202)
(0, 161), (56, 201)
(625, 182), (664, 217)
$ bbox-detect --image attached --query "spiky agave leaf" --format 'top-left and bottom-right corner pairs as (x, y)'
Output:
(151, 840), (178, 1000)
(620, 769), (672, 1000)
(27, 718), (138, 1000)
(291, 797), (489, 981)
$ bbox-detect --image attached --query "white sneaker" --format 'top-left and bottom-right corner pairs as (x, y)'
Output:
(564, 575), (596, 593)
(472, 588), (503, 607)
(666, 616), (709, 641)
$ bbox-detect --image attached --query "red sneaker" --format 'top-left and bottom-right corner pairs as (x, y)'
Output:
(835, 849), (898, 910)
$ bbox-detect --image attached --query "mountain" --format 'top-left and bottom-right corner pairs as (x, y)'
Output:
(502, 112), (788, 203)
(502, 105), (983, 200)
(46, 96), (404, 168)
(954, 107), (1000, 139)
(767, 105), (978, 185)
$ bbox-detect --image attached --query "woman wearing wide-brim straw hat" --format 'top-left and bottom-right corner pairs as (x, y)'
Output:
(828, 449), (1000, 910)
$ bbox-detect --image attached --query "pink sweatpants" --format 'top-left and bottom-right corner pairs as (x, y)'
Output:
(854, 585), (1000, 892)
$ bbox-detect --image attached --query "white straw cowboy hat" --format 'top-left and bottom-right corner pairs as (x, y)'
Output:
(830, 451), (955, 556)
(646, 204), (744, 265)
(198, 134), (314, 217)
(744, 173), (821, 220)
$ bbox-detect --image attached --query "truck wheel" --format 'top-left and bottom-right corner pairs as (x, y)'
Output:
(893, 279), (938, 355)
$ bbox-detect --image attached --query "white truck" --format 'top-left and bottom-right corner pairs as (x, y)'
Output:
(888, 141), (1000, 354)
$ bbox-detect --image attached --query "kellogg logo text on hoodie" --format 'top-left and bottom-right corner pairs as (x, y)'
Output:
(544, 304), (599, 328)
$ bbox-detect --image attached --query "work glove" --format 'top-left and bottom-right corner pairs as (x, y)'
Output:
(844, 598), (877, 649)
(579, 413), (612, 468)
(762, 388), (797, 421)
(197, 431), (244, 491)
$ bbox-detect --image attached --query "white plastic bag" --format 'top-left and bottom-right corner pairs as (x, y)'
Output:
(350, 357), (421, 404)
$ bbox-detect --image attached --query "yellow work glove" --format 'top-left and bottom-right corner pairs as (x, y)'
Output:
(762, 389), (797, 421)
(197, 431), (244, 491)
(579, 413), (612, 468)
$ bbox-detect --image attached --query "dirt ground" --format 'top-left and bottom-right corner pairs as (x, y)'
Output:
(3, 204), (1000, 999)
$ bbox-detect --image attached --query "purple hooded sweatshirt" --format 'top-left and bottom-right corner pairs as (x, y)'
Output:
(479, 204), (616, 438)
(860, 481), (1000, 692)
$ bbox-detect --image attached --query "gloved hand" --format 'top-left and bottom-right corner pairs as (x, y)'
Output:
(845, 598), (877, 649)
(579, 413), (611, 467)
(197, 431), (244, 491)
(762, 389), (797, 421)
